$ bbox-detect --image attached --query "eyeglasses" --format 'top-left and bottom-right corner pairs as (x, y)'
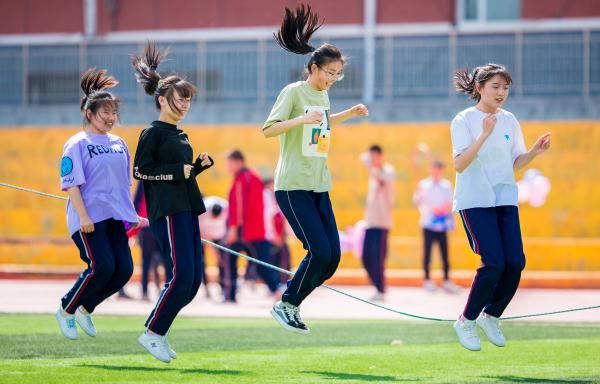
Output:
(319, 67), (345, 81)
(173, 97), (192, 106)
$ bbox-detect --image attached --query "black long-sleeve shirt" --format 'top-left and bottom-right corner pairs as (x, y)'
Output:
(133, 120), (213, 223)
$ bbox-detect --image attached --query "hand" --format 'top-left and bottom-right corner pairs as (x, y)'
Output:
(224, 227), (238, 245)
(273, 234), (284, 247)
(138, 216), (149, 227)
(351, 104), (369, 118)
(80, 215), (95, 234)
(482, 114), (497, 138)
(531, 133), (551, 155)
(199, 152), (212, 167)
(303, 111), (323, 124)
(183, 164), (193, 179)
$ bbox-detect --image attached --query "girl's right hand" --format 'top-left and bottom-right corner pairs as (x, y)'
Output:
(183, 164), (194, 179)
(80, 216), (95, 233)
(303, 111), (323, 124)
(482, 114), (497, 138)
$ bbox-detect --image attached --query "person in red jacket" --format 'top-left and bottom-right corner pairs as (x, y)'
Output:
(224, 150), (281, 298)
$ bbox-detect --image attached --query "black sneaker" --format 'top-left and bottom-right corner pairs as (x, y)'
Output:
(270, 300), (310, 334)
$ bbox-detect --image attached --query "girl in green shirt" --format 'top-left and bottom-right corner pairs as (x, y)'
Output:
(264, 3), (368, 334)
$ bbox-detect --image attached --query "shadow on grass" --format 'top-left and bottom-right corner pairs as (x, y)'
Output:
(77, 364), (244, 375)
(303, 370), (419, 382)
(486, 376), (597, 383)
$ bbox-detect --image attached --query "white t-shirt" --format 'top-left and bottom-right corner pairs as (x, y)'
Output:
(451, 107), (527, 211)
(263, 189), (278, 242)
(413, 177), (454, 232)
(199, 196), (228, 241)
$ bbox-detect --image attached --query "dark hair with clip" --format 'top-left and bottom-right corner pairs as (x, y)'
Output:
(80, 68), (119, 123)
(274, 3), (345, 74)
(132, 41), (197, 115)
(454, 63), (512, 102)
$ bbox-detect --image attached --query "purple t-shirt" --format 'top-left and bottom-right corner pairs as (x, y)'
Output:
(60, 131), (138, 235)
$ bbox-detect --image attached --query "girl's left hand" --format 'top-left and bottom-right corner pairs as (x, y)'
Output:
(351, 104), (369, 118)
(532, 133), (551, 155)
(200, 152), (212, 167)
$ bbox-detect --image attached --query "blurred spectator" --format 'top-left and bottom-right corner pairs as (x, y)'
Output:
(200, 196), (231, 302)
(263, 177), (291, 284)
(224, 150), (281, 299)
(360, 145), (395, 301)
(127, 182), (162, 301)
(413, 160), (458, 293)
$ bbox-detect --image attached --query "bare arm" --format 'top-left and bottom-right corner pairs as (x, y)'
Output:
(67, 186), (94, 233)
(453, 133), (490, 173)
(263, 115), (310, 138)
(329, 104), (368, 126)
(513, 133), (551, 170)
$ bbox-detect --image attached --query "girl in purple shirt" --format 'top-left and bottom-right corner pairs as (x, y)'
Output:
(55, 68), (139, 340)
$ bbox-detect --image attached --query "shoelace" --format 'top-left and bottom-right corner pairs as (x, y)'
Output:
(282, 305), (298, 322)
(292, 307), (304, 325)
(66, 318), (76, 328)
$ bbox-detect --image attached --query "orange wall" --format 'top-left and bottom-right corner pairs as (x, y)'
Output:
(0, 121), (599, 271)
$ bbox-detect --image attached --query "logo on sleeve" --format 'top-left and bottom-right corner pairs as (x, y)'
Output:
(504, 134), (510, 141)
(60, 156), (73, 177)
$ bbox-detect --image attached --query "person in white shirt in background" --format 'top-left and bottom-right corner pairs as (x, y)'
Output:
(360, 145), (395, 302)
(413, 160), (459, 293)
(199, 196), (231, 302)
(263, 178), (292, 284)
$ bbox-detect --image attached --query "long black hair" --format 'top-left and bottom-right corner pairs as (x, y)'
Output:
(274, 3), (345, 74)
(132, 41), (197, 115)
(80, 68), (119, 122)
(454, 63), (513, 101)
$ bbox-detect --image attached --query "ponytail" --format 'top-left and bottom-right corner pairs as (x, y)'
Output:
(274, 3), (345, 74)
(132, 41), (196, 114)
(274, 3), (322, 54)
(131, 41), (167, 96)
(453, 68), (479, 100)
(79, 67), (119, 121)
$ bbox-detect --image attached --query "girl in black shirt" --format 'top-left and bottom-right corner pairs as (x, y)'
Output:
(132, 42), (213, 363)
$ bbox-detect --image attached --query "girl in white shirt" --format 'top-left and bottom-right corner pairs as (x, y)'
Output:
(451, 63), (550, 351)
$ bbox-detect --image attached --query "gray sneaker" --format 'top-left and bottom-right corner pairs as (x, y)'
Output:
(270, 300), (309, 334)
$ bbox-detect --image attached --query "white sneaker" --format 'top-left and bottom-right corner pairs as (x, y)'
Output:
(423, 279), (437, 292)
(370, 292), (385, 302)
(55, 308), (78, 340)
(163, 335), (177, 359)
(441, 280), (460, 294)
(74, 306), (97, 337)
(454, 317), (481, 351)
(476, 313), (506, 347)
(138, 331), (171, 363)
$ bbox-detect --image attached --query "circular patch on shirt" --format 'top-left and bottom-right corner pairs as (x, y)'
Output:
(60, 156), (73, 177)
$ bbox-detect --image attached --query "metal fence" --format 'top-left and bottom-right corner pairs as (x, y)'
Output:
(0, 29), (599, 109)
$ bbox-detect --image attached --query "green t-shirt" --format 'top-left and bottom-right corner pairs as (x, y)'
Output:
(263, 81), (332, 192)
